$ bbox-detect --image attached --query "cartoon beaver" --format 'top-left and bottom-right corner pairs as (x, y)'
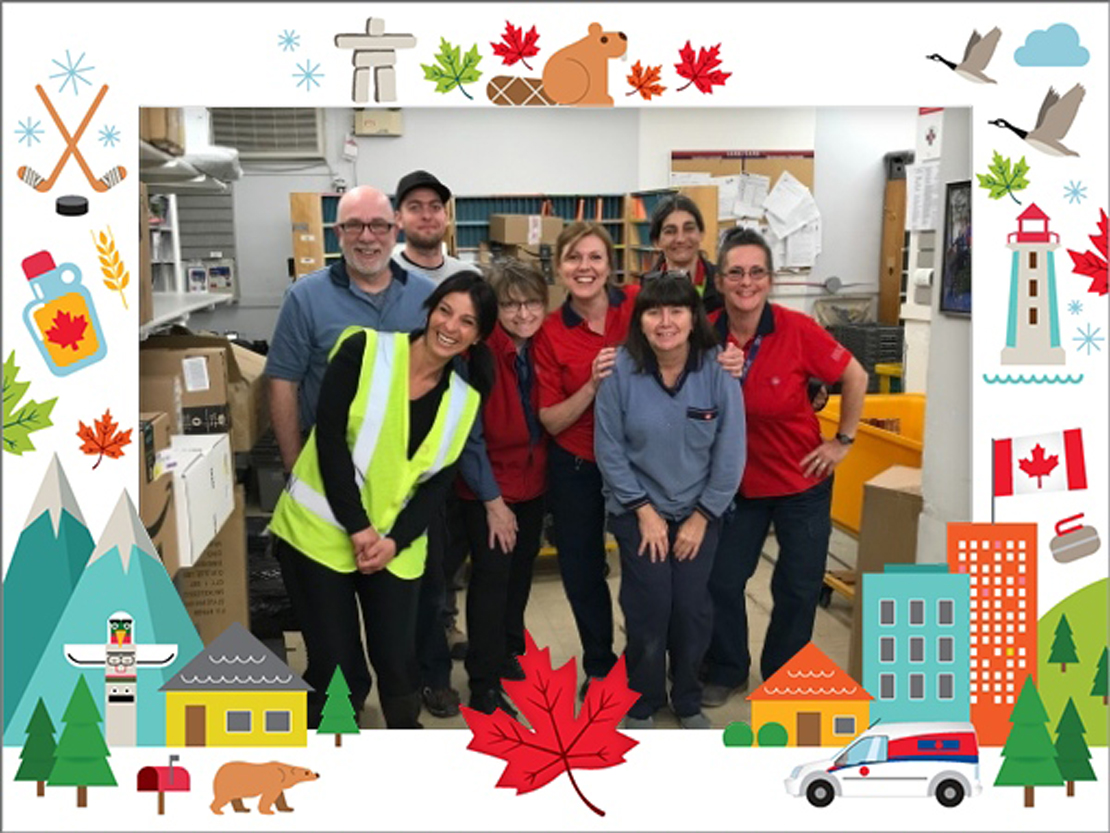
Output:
(488, 23), (628, 107)
(210, 761), (319, 815)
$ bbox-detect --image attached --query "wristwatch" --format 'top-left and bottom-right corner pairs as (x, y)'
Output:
(835, 432), (855, 446)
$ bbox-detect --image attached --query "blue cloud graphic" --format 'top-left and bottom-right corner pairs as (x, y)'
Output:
(1014, 23), (1090, 66)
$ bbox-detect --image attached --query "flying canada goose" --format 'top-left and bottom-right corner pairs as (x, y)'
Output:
(988, 83), (1086, 157)
(926, 27), (1002, 83)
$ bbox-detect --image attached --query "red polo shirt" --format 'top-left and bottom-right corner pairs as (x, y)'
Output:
(534, 284), (639, 461)
(710, 303), (851, 498)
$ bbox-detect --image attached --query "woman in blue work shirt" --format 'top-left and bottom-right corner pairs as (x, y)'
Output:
(594, 274), (745, 729)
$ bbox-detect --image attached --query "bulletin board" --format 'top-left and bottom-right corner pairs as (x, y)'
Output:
(670, 149), (815, 194)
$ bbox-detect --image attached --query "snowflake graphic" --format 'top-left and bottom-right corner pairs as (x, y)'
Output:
(98, 124), (121, 148)
(1073, 323), (1104, 356)
(49, 49), (95, 95)
(1068, 299), (1083, 315)
(278, 29), (301, 52)
(294, 59), (324, 91)
(15, 117), (44, 146)
(1064, 180), (1087, 205)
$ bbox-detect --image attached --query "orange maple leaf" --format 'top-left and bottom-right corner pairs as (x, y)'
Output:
(1018, 443), (1058, 489)
(626, 60), (666, 100)
(77, 409), (132, 469)
(45, 310), (88, 351)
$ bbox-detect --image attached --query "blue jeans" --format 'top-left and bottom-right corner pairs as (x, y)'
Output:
(547, 443), (617, 679)
(609, 511), (720, 719)
(705, 477), (833, 686)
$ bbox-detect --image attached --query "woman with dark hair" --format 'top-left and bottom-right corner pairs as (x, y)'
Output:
(269, 270), (497, 729)
(534, 221), (639, 696)
(594, 274), (745, 729)
(648, 193), (723, 313)
(701, 228), (868, 708)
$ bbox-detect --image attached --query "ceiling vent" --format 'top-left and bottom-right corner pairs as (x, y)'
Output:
(209, 108), (325, 160)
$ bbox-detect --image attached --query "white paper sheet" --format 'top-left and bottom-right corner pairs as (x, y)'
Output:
(733, 172), (770, 218)
(907, 160), (941, 231)
(669, 171), (711, 186)
(784, 219), (821, 268)
(709, 175), (740, 218)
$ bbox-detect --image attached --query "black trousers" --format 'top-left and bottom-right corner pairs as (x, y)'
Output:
(415, 499), (457, 690)
(462, 496), (545, 692)
(275, 537), (421, 728)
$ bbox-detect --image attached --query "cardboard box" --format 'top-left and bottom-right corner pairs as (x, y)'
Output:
(139, 470), (181, 578)
(139, 182), (154, 326)
(489, 214), (563, 247)
(173, 485), (249, 645)
(848, 465), (923, 680)
(228, 343), (269, 453)
(139, 411), (171, 484)
(141, 107), (184, 155)
(159, 433), (234, 569)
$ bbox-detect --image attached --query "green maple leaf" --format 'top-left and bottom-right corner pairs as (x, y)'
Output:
(421, 38), (483, 100)
(977, 151), (1031, 205)
(3, 351), (57, 455)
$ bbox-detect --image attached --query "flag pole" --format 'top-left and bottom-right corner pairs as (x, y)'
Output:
(990, 438), (995, 524)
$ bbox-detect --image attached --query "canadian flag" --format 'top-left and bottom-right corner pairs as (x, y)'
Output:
(993, 428), (1088, 497)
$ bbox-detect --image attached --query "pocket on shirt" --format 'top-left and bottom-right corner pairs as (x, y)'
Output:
(685, 407), (718, 450)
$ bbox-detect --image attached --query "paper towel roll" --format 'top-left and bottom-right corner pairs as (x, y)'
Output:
(913, 267), (934, 287)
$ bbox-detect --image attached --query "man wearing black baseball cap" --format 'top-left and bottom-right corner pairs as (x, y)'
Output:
(393, 170), (469, 286)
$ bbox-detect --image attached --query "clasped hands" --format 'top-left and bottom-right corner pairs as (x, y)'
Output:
(351, 526), (396, 574)
(636, 504), (708, 563)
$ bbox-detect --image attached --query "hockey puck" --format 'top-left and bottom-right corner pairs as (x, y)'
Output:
(56, 195), (89, 216)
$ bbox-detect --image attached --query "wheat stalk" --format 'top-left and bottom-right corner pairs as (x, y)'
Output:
(91, 225), (130, 310)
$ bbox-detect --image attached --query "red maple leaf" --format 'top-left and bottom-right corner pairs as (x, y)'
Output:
(461, 631), (639, 816)
(1067, 208), (1108, 296)
(1018, 443), (1058, 489)
(44, 310), (88, 351)
(626, 60), (666, 100)
(491, 20), (540, 70)
(674, 41), (731, 93)
(77, 409), (132, 469)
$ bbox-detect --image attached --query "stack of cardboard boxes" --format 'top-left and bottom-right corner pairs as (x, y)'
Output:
(483, 214), (566, 310)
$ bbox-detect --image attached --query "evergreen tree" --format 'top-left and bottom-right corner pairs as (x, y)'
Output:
(47, 675), (116, 807)
(1054, 697), (1097, 797)
(1092, 647), (1108, 705)
(15, 698), (56, 797)
(995, 675), (1063, 807)
(1049, 613), (1079, 672)
(317, 666), (360, 747)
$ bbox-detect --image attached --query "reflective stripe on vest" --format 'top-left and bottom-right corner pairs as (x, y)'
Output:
(285, 475), (344, 530)
(350, 333), (395, 489)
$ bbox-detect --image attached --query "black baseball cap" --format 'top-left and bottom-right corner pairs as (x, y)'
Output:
(395, 170), (451, 206)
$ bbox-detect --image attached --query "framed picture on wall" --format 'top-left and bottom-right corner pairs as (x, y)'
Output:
(940, 179), (971, 315)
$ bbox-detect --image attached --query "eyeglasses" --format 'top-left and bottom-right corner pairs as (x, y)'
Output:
(337, 219), (395, 236)
(499, 299), (545, 313)
(722, 266), (770, 282)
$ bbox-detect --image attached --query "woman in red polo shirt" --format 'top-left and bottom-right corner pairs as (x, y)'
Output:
(534, 221), (639, 696)
(701, 227), (868, 708)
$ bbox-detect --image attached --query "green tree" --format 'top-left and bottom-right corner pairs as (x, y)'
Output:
(722, 721), (753, 747)
(47, 675), (116, 807)
(757, 721), (789, 747)
(1054, 697), (1097, 797)
(1092, 647), (1108, 705)
(15, 698), (56, 797)
(317, 666), (360, 747)
(994, 675), (1063, 807)
(1049, 613), (1079, 672)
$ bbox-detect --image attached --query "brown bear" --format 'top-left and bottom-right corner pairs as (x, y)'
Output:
(541, 23), (628, 106)
(210, 761), (319, 815)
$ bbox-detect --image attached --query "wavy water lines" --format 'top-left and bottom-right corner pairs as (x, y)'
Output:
(180, 674), (295, 685)
(983, 373), (1085, 384)
(786, 669), (835, 678)
(209, 654), (267, 664)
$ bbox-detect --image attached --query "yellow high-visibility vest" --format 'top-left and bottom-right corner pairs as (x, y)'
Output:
(269, 327), (480, 579)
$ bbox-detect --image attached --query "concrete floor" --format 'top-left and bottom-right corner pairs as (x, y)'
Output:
(284, 527), (856, 730)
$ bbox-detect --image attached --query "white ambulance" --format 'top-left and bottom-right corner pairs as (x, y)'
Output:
(784, 722), (981, 808)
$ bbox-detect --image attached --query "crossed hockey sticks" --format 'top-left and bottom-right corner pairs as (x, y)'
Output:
(17, 84), (126, 193)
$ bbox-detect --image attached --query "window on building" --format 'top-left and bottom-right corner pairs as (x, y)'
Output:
(880, 636), (896, 663)
(1029, 251), (1038, 269)
(938, 599), (954, 626)
(909, 599), (925, 626)
(1030, 307), (1038, 326)
(880, 599), (895, 626)
(880, 673), (895, 700)
(909, 673), (925, 700)
(1029, 279), (1038, 297)
(910, 636), (925, 663)
(265, 711), (291, 733)
(833, 716), (857, 736)
(226, 711), (252, 733)
(938, 674), (955, 700)
(938, 636), (954, 663)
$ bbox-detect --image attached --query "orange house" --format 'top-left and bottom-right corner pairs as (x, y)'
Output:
(748, 642), (873, 746)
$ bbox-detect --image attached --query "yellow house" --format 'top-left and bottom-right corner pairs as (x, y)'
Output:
(748, 642), (873, 747)
(160, 622), (312, 747)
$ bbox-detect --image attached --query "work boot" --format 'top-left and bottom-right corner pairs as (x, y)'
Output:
(380, 692), (424, 729)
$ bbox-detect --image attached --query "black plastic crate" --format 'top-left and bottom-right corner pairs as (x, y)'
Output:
(250, 430), (285, 513)
(830, 323), (904, 367)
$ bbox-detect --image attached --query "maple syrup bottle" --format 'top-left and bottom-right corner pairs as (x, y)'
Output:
(22, 250), (107, 376)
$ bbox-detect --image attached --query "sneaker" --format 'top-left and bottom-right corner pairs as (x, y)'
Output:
(468, 687), (518, 719)
(701, 681), (747, 708)
(447, 625), (469, 661)
(421, 685), (461, 718)
(679, 711), (712, 730)
(499, 655), (526, 682)
(622, 715), (655, 729)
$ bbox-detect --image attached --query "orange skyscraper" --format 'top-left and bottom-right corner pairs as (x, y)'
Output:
(946, 522), (1038, 746)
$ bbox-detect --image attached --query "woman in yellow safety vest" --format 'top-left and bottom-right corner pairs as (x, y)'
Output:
(269, 271), (497, 729)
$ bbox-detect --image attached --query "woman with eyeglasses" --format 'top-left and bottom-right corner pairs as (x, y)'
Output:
(647, 194), (723, 313)
(700, 228), (868, 708)
(594, 274), (745, 729)
(454, 260), (549, 716)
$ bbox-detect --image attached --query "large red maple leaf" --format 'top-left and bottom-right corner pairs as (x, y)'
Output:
(491, 20), (540, 70)
(44, 310), (88, 351)
(76, 409), (132, 469)
(674, 41), (731, 93)
(1067, 208), (1108, 296)
(462, 631), (639, 816)
(1018, 443), (1058, 489)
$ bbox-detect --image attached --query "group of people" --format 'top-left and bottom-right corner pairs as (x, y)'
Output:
(264, 170), (867, 730)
